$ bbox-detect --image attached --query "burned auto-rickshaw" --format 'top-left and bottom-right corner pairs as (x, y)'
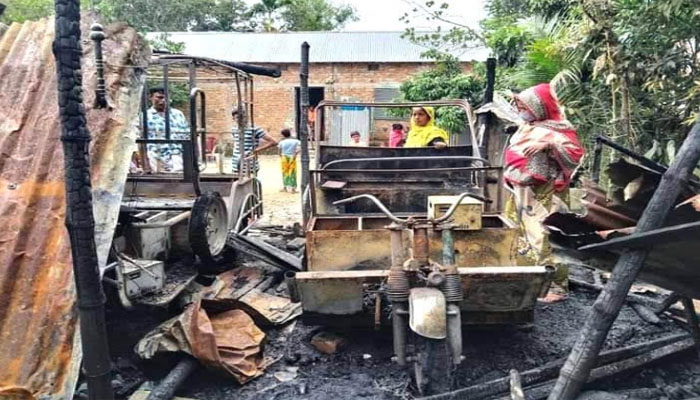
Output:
(103, 54), (279, 308)
(287, 100), (554, 394)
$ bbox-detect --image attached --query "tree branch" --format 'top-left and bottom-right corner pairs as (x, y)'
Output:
(401, 0), (485, 44)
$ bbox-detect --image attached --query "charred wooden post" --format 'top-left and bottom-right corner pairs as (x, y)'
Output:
(145, 357), (199, 400)
(591, 137), (603, 184)
(52, 1), (114, 399)
(299, 42), (310, 228)
(681, 298), (700, 359)
(418, 333), (688, 400)
(548, 122), (700, 400)
(655, 292), (681, 315)
(89, 23), (107, 109)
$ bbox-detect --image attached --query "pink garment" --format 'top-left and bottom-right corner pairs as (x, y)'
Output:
(389, 129), (404, 147)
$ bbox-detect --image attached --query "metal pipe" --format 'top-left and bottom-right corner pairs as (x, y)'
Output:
(189, 88), (207, 168)
(234, 73), (247, 177)
(389, 226), (404, 267)
(300, 42), (311, 229)
(446, 303), (463, 365)
(441, 228), (455, 266)
(285, 271), (300, 303)
(322, 156), (490, 170)
(132, 211), (191, 229)
(392, 303), (408, 366)
(89, 23), (107, 109)
(163, 64), (171, 140)
(413, 226), (429, 265)
(139, 82), (151, 172)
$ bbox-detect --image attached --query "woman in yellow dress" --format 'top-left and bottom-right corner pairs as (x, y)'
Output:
(404, 106), (449, 148)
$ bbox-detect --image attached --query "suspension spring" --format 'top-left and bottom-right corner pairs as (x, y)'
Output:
(387, 269), (410, 302)
(442, 274), (463, 303)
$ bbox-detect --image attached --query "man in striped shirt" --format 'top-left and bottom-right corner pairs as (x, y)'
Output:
(231, 109), (277, 174)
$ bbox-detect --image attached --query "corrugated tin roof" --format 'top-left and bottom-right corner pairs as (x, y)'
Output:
(147, 31), (489, 63)
(0, 15), (148, 399)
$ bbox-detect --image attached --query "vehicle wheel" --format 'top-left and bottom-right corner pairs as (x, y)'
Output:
(413, 335), (453, 395)
(189, 192), (232, 273)
(233, 191), (262, 234)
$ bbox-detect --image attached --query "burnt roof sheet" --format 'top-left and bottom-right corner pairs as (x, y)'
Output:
(0, 15), (148, 399)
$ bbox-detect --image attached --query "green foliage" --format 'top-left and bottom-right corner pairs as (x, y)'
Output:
(247, 0), (357, 31)
(96, 0), (250, 32)
(481, 16), (532, 67)
(280, 0), (356, 31)
(148, 33), (186, 53)
(393, 56), (485, 134)
(1, 0), (54, 23)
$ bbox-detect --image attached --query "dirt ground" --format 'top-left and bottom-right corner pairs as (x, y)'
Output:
(256, 155), (303, 227)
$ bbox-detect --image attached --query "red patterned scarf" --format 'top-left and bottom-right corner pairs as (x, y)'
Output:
(504, 84), (584, 192)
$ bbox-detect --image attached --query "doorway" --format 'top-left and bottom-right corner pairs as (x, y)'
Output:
(295, 87), (324, 139)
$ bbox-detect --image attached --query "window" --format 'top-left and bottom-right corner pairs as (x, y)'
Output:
(373, 87), (400, 119)
(367, 63), (380, 71)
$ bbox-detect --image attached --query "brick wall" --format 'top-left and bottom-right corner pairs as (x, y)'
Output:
(198, 61), (474, 145)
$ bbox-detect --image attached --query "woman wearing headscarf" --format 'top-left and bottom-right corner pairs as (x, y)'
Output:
(504, 83), (584, 303)
(404, 106), (449, 148)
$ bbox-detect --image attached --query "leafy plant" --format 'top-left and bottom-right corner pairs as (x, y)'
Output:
(392, 55), (485, 134)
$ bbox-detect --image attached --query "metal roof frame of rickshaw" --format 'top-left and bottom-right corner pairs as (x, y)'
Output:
(136, 53), (279, 191)
(312, 99), (481, 161)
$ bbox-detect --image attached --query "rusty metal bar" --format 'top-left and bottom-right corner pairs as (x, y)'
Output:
(163, 64), (171, 140)
(132, 211), (191, 229)
(300, 42), (311, 229)
(323, 156), (490, 170)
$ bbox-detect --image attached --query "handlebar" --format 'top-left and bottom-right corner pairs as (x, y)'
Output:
(332, 192), (485, 225)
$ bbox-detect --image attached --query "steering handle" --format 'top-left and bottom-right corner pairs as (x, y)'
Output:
(333, 191), (483, 224)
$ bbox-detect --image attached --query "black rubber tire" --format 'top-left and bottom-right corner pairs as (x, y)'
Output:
(413, 336), (453, 395)
(189, 192), (233, 273)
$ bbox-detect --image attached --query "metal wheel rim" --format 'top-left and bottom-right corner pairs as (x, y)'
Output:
(206, 199), (228, 256)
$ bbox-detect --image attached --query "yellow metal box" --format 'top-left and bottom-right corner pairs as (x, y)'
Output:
(428, 195), (483, 230)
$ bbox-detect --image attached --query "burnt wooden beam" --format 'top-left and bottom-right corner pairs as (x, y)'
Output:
(578, 221), (700, 252)
(514, 338), (695, 400)
(417, 333), (688, 400)
(549, 122), (700, 400)
(145, 356), (199, 400)
(53, 1), (114, 399)
(681, 298), (700, 360)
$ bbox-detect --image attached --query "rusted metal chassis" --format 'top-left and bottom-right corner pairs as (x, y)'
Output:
(293, 266), (553, 326)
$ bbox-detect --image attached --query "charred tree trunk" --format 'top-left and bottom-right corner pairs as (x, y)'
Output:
(53, 2), (114, 399)
(548, 121), (700, 400)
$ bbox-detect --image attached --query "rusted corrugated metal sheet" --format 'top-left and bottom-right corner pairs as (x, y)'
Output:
(545, 159), (700, 297)
(0, 14), (149, 399)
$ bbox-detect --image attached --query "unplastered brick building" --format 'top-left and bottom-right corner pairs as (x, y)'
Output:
(153, 31), (488, 146)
